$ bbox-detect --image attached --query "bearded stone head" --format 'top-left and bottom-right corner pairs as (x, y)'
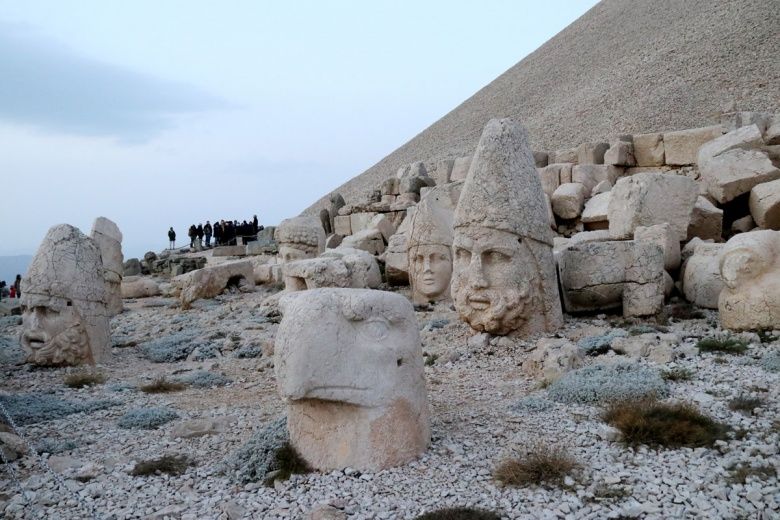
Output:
(275, 217), (326, 264)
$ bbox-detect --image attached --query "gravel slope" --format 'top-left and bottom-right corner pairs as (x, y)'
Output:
(304, 0), (780, 214)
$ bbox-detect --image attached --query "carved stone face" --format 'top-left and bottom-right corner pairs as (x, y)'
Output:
(278, 244), (316, 264)
(451, 226), (535, 335)
(20, 297), (90, 366)
(409, 244), (452, 302)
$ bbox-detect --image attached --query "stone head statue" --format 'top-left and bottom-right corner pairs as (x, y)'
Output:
(20, 224), (110, 366)
(90, 216), (124, 316)
(274, 217), (326, 263)
(275, 288), (430, 471)
(407, 183), (461, 304)
(451, 118), (563, 336)
(718, 229), (780, 331)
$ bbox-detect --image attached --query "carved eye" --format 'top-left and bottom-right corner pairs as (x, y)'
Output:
(454, 248), (471, 263)
(359, 319), (389, 342)
(484, 250), (509, 265)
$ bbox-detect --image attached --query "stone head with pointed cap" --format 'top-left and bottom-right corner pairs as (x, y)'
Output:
(451, 118), (563, 336)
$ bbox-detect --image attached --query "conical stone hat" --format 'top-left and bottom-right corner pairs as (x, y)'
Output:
(453, 118), (553, 246)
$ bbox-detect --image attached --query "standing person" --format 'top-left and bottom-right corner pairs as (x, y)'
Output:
(196, 224), (204, 247)
(188, 225), (197, 248)
(252, 214), (259, 234)
(14, 274), (21, 299)
(168, 227), (176, 249)
(204, 221), (213, 247)
(0, 281), (5, 301)
(214, 221), (223, 246)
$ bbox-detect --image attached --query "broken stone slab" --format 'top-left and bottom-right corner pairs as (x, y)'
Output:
(634, 223), (681, 271)
(170, 417), (230, 439)
(212, 245), (247, 257)
(333, 215), (352, 236)
(766, 115), (780, 146)
(572, 164), (623, 193)
(557, 240), (665, 317)
(381, 178), (400, 196)
(349, 212), (378, 235)
(608, 172), (698, 241)
(718, 229), (780, 331)
(604, 141), (636, 166)
(429, 159), (455, 185)
(551, 183), (587, 220)
(663, 125), (723, 165)
(749, 178), (780, 229)
(449, 156), (472, 182)
(577, 142), (610, 165)
(591, 180), (612, 196)
(283, 248), (381, 291)
(538, 163), (572, 197)
(581, 191), (611, 224)
(611, 333), (675, 364)
(700, 148), (780, 204)
(731, 215), (755, 234)
(633, 132), (665, 166)
(698, 124), (765, 160)
(682, 243), (724, 309)
(121, 277), (161, 299)
(174, 260), (255, 309)
(687, 196), (723, 241)
(549, 147), (578, 164)
(720, 111), (773, 135)
(340, 228), (385, 255)
(522, 338), (584, 383)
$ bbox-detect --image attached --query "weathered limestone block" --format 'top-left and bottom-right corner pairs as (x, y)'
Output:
(20, 224), (110, 366)
(123, 258), (142, 277)
(604, 141), (635, 166)
(700, 149), (780, 204)
(549, 147), (578, 164)
(718, 230), (780, 331)
(699, 124), (764, 159)
(349, 212), (378, 235)
(749, 179), (780, 229)
(766, 116), (780, 146)
(720, 111), (773, 135)
(275, 289), (430, 471)
(452, 118), (563, 336)
(591, 180), (612, 196)
(333, 215), (352, 236)
(90, 217), (124, 316)
(633, 133), (665, 166)
(687, 196), (723, 241)
(381, 178), (400, 196)
(341, 228), (385, 255)
(577, 142), (609, 165)
(394, 193), (420, 206)
(572, 164), (622, 193)
(120, 277), (161, 298)
(538, 163), (572, 197)
(324, 234), (343, 249)
(282, 248), (381, 291)
(429, 158), (455, 185)
(634, 223), (681, 271)
(383, 207), (414, 286)
(276, 217), (326, 263)
(557, 241), (665, 317)
(449, 156), (472, 182)
(611, 333), (675, 364)
(663, 125), (722, 165)
(608, 172), (698, 241)
(551, 183), (586, 220)
(368, 213), (395, 243)
(731, 215), (755, 234)
(682, 243), (724, 309)
(174, 260), (255, 309)
(522, 338), (584, 383)
(581, 191), (611, 224)
(399, 175), (434, 195)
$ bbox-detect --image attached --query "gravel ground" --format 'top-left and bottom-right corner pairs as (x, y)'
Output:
(1, 287), (779, 519)
(304, 0), (780, 215)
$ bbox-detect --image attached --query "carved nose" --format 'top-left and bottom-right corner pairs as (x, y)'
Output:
(468, 256), (488, 289)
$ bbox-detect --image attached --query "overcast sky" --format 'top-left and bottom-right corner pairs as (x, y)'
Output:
(0, 0), (598, 260)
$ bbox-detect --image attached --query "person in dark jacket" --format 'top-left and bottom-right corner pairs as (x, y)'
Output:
(214, 221), (223, 246)
(196, 224), (204, 247)
(252, 214), (259, 234)
(188, 225), (197, 248)
(168, 227), (176, 249)
(14, 274), (21, 299)
(204, 221), (213, 247)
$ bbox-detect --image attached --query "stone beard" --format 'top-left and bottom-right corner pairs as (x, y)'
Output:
(452, 226), (550, 336)
(408, 244), (452, 303)
(20, 302), (91, 366)
(278, 243), (318, 264)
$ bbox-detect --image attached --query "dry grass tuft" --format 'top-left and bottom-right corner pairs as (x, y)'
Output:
(131, 454), (193, 476)
(493, 443), (578, 487)
(603, 399), (729, 448)
(64, 370), (106, 388)
(139, 377), (187, 394)
(729, 464), (777, 484)
(661, 367), (693, 382)
(415, 508), (503, 520)
(728, 396), (764, 414)
(263, 442), (312, 486)
(696, 336), (748, 355)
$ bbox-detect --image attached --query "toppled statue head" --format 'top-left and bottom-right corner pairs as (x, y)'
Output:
(275, 288), (430, 471)
(274, 217), (326, 263)
(718, 229), (780, 331)
(20, 224), (110, 366)
(451, 118), (563, 336)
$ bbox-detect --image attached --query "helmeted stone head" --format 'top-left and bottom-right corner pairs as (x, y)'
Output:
(274, 217), (326, 264)
(20, 224), (110, 366)
(451, 118), (563, 336)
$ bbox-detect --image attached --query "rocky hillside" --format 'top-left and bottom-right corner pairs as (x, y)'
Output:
(304, 0), (780, 214)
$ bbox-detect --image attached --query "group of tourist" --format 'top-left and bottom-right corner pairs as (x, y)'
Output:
(167, 215), (261, 249)
(0, 275), (22, 300)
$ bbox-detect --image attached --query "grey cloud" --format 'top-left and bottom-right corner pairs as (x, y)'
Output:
(0, 22), (227, 142)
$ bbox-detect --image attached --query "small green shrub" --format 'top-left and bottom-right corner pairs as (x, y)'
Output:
(118, 407), (179, 430)
(35, 438), (79, 454)
(729, 464), (777, 484)
(576, 330), (628, 356)
(760, 350), (780, 372)
(139, 378), (187, 394)
(423, 353), (438, 366)
(234, 345), (262, 359)
(177, 370), (231, 388)
(64, 370), (106, 388)
(696, 336), (748, 355)
(547, 363), (667, 404)
(0, 393), (117, 426)
(224, 416), (288, 483)
(131, 454), (193, 476)
(728, 395), (764, 414)
(263, 442), (311, 486)
(756, 330), (778, 344)
(493, 443), (577, 487)
(141, 333), (198, 363)
(415, 508), (502, 520)
(661, 367), (693, 382)
(603, 399), (729, 448)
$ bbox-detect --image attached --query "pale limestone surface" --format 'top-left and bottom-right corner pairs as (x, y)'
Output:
(449, 156), (472, 182)
(572, 164), (622, 193)
(174, 260), (255, 309)
(340, 228), (385, 255)
(120, 277), (161, 298)
(718, 230), (780, 331)
(557, 240), (665, 317)
(634, 223), (681, 271)
(90, 217), (124, 316)
(632, 133), (665, 166)
(407, 183), (460, 305)
(611, 333), (675, 363)
(20, 224), (110, 366)
(581, 191), (611, 224)
(383, 207), (415, 286)
(275, 217), (326, 264)
(538, 163), (572, 197)
(275, 288), (430, 471)
(608, 172), (698, 241)
(522, 338), (584, 383)
(604, 141), (635, 166)
(282, 248), (380, 291)
(551, 183), (586, 220)
(748, 178), (780, 229)
(452, 118), (562, 337)
(576, 142), (609, 165)
(682, 243), (725, 309)
(687, 196), (723, 241)
(662, 125), (722, 165)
